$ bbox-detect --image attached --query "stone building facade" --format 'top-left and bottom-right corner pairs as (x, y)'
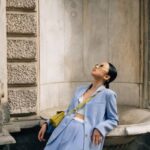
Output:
(0, 0), (150, 149)
(0, 0), (40, 146)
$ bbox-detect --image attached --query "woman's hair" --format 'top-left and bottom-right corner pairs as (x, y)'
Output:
(104, 62), (117, 89)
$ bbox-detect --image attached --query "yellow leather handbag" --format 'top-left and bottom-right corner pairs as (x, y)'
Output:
(50, 111), (65, 127)
(50, 94), (96, 128)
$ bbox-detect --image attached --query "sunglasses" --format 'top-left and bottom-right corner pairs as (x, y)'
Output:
(94, 64), (104, 69)
(93, 64), (109, 74)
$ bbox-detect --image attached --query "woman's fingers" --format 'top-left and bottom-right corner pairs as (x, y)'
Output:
(38, 130), (42, 141)
(38, 124), (47, 142)
(92, 133), (95, 144)
(38, 131), (45, 141)
(92, 134), (99, 145)
(91, 130), (102, 145)
(95, 135), (100, 145)
(41, 130), (46, 141)
(38, 128), (46, 142)
(41, 130), (44, 141)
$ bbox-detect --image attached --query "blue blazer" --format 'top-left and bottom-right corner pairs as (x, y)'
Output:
(45, 83), (119, 150)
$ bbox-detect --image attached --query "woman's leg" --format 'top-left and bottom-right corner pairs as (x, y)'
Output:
(43, 119), (84, 150)
(58, 119), (84, 150)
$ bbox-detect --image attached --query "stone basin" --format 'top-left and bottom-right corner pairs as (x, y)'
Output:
(105, 105), (150, 145)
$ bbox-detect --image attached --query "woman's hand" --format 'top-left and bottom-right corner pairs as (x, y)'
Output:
(91, 128), (103, 145)
(38, 123), (47, 142)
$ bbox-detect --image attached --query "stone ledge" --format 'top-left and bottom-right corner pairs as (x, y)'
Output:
(7, 13), (37, 35)
(8, 88), (37, 114)
(6, 0), (36, 10)
(0, 117), (42, 145)
(4, 120), (41, 133)
(7, 39), (37, 60)
(0, 128), (16, 145)
(7, 63), (37, 85)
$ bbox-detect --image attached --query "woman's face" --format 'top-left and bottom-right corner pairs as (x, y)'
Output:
(91, 62), (110, 82)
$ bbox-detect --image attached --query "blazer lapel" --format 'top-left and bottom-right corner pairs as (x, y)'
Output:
(75, 83), (92, 100)
(75, 83), (106, 100)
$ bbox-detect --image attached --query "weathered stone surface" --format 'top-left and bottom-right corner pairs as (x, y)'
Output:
(1, 102), (10, 123)
(0, 109), (2, 132)
(7, 63), (37, 85)
(0, 0), (7, 108)
(0, 128), (16, 145)
(7, 39), (37, 59)
(7, 13), (37, 34)
(8, 88), (37, 114)
(6, 0), (36, 10)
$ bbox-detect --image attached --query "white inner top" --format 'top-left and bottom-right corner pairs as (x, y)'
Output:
(76, 95), (85, 115)
(73, 95), (85, 123)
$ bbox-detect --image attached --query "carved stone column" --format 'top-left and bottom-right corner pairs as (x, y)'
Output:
(139, 0), (150, 108)
(0, 0), (9, 130)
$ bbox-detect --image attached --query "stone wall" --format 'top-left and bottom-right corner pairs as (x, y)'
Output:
(0, 0), (7, 131)
(6, 0), (39, 115)
(39, 0), (141, 113)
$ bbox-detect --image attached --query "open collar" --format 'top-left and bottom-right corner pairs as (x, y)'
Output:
(76, 83), (106, 99)
(86, 83), (106, 96)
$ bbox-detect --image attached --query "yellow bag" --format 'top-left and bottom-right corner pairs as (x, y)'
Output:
(50, 111), (65, 127)
(50, 94), (96, 128)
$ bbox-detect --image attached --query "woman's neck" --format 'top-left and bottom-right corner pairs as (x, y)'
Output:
(91, 80), (104, 90)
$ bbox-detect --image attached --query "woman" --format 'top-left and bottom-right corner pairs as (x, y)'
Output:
(38, 62), (119, 150)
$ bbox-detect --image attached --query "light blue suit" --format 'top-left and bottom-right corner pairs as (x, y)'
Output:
(44, 83), (119, 150)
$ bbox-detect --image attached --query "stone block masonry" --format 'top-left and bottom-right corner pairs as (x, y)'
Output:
(7, 63), (37, 85)
(6, 0), (39, 115)
(6, 0), (36, 10)
(7, 13), (37, 35)
(7, 39), (37, 60)
(8, 88), (37, 114)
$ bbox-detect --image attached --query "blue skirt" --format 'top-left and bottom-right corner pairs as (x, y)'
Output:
(44, 119), (84, 150)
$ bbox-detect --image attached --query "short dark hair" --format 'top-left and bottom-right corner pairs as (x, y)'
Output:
(104, 62), (117, 88)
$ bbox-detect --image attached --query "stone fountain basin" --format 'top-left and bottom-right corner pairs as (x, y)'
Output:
(105, 105), (150, 145)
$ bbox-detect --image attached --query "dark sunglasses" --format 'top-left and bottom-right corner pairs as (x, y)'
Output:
(94, 64), (104, 69)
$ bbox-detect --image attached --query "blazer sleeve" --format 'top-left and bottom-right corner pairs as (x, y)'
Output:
(94, 91), (119, 137)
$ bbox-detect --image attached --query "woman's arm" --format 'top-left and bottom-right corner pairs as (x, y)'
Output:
(94, 91), (119, 138)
